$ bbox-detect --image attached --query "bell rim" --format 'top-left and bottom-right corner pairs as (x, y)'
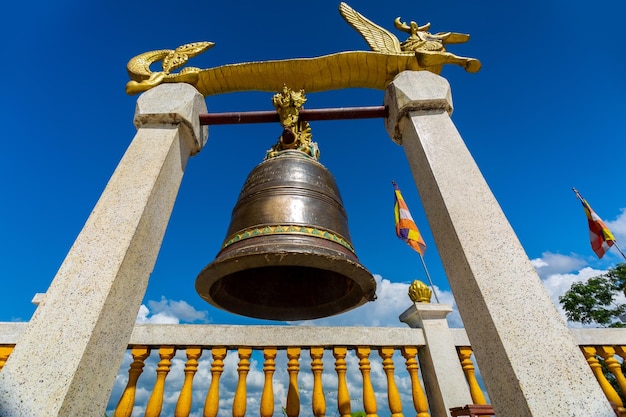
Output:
(195, 249), (377, 321)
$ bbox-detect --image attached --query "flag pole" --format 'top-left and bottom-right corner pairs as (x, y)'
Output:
(613, 242), (626, 261)
(392, 180), (441, 302)
(418, 253), (440, 303)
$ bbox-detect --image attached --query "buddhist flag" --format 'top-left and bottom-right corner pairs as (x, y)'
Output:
(573, 188), (615, 259)
(393, 181), (426, 255)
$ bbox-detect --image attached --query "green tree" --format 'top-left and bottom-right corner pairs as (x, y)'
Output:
(559, 263), (626, 328)
(560, 263), (626, 405)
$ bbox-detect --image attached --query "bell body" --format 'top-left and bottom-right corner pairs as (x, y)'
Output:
(196, 150), (376, 320)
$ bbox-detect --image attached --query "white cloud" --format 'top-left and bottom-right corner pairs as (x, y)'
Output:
(528, 251), (626, 326)
(289, 274), (462, 328)
(136, 296), (210, 324)
(606, 207), (626, 242)
(531, 252), (586, 277)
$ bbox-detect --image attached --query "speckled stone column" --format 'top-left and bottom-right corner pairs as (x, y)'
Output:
(0, 84), (208, 417)
(400, 303), (472, 417)
(385, 71), (614, 416)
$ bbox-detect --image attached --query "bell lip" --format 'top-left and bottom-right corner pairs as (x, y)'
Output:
(195, 249), (377, 321)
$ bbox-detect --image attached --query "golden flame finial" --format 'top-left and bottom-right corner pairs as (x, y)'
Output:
(408, 280), (432, 303)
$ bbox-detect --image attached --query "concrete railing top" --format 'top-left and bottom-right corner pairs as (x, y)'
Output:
(0, 322), (426, 347)
(1, 322), (625, 348)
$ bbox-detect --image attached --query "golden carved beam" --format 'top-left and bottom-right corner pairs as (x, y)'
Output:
(126, 2), (481, 96)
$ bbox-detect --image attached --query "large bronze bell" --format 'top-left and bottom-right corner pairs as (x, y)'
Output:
(195, 88), (376, 321)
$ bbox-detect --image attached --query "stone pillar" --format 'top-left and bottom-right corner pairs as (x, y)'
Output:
(400, 303), (472, 417)
(0, 84), (208, 417)
(384, 71), (614, 416)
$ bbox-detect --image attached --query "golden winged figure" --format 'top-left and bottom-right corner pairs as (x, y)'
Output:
(126, 3), (480, 96)
(338, 2), (480, 73)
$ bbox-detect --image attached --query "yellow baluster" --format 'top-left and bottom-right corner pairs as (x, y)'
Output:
(0, 346), (14, 372)
(457, 346), (487, 405)
(261, 347), (277, 417)
(614, 346), (626, 362)
(598, 346), (626, 401)
(286, 347), (301, 417)
(613, 346), (626, 417)
(174, 347), (203, 417)
(145, 346), (176, 417)
(311, 347), (326, 417)
(379, 347), (403, 417)
(233, 347), (252, 417)
(357, 346), (377, 417)
(582, 346), (623, 406)
(401, 347), (429, 417)
(333, 347), (352, 417)
(115, 346), (151, 417)
(203, 347), (227, 417)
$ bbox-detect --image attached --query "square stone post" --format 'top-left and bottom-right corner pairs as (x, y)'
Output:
(0, 84), (208, 417)
(385, 71), (614, 416)
(400, 303), (472, 417)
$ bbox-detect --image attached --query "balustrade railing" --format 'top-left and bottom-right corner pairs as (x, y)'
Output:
(111, 344), (430, 417)
(456, 347), (486, 406)
(2, 323), (626, 416)
(109, 344), (430, 417)
(582, 346), (626, 411)
(104, 324), (431, 417)
(0, 346), (14, 372)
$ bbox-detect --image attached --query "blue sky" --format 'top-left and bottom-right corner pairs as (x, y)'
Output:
(3, 1), (626, 415)
(2, 0), (626, 330)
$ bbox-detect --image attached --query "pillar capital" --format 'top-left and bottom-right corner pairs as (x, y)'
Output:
(384, 71), (453, 145)
(400, 303), (453, 328)
(134, 83), (208, 154)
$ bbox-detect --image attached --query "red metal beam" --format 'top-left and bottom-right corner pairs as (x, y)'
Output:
(199, 106), (388, 125)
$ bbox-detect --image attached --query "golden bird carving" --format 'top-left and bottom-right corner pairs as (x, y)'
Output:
(339, 2), (480, 73)
(338, 2), (406, 55)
